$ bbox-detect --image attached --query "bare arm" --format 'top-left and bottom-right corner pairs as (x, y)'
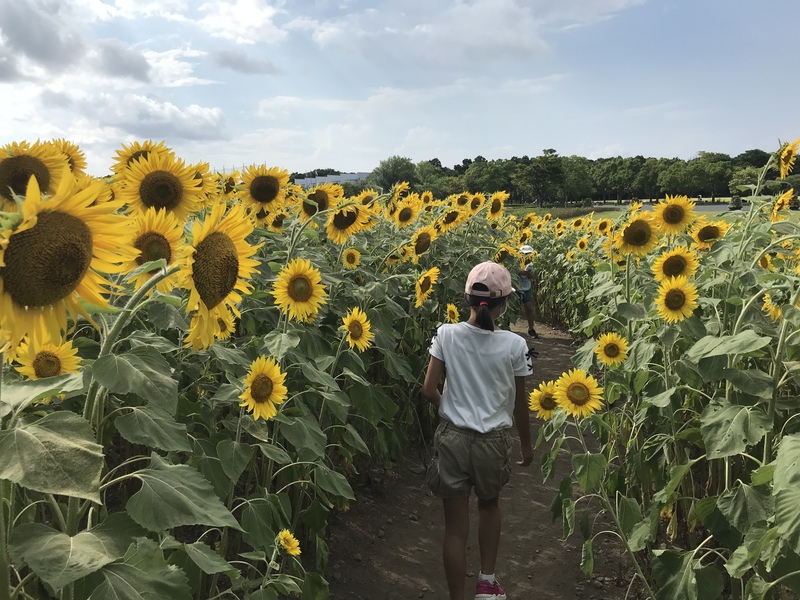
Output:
(513, 375), (533, 466)
(422, 356), (445, 407)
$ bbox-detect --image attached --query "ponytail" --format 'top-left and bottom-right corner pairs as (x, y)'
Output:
(466, 283), (505, 331)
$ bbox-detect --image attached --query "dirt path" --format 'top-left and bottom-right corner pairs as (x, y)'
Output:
(325, 321), (630, 600)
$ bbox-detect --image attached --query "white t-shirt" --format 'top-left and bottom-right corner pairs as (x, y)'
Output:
(429, 322), (533, 433)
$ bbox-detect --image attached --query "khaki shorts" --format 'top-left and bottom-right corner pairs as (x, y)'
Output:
(426, 419), (513, 500)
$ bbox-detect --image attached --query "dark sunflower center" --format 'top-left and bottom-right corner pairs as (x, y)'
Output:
(140, 171), (184, 211)
(540, 394), (556, 411)
(623, 220), (652, 247)
(250, 175), (281, 205)
(604, 343), (619, 358)
(134, 231), (172, 270)
(65, 153), (76, 172)
(599, 222), (608, 232)
(348, 320), (364, 339)
(470, 198), (480, 210)
(0, 155), (51, 201)
(457, 194), (469, 206)
(126, 150), (149, 167)
(566, 382), (590, 406)
(697, 225), (720, 243)
(288, 275), (313, 302)
(250, 374), (273, 403)
(345, 252), (357, 265)
(361, 194), (375, 206)
(443, 211), (459, 224)
(663, 204), (685, 225)
(272, 214), (286, 228)
(574, 220), (583, 228)
(256, 208), (269, 221)
(217, 318), (229, 333)
(398, 207), (413, 223)
(759, 255), (770, 269)
(414, 233), (432, 254)
(490, 199), (501, 214)
(32, 350), (62, 378)
(663, 255), (687, 277)
(333, 209), (358, 230)
(781, 149), (795, 168)
(419, 277), (431, 294)
(579, 240), (587, 249)
(304, 190), (329, 216)
(665, 289), (686, 310)
(1, 211), (92, 308)
(191, 232), (239, 309)
(224, 177), (236, 195)
(497, 250), (509, 261)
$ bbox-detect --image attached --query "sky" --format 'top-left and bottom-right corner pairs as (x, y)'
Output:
(1, 0), (798, 176)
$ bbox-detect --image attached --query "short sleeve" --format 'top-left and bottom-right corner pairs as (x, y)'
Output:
(512, 339), (532, 376)
(429, 325), (445, 361)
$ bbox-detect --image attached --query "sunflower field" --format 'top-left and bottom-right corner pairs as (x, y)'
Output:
(527, 139), (800, 600)
(0, 139), (538, 600)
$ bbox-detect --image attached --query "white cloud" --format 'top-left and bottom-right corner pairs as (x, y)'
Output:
(196, 0), (288, 45)
(72, 0), (191, 21)
(143, 48), (215, 87)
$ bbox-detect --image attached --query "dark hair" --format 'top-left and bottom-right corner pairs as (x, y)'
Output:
(466, 283), (506, 331)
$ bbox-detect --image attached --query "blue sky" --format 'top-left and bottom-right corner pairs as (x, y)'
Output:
(1, 0), (798, 176)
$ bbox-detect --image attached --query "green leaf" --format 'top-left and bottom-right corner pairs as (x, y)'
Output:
(571, 453), (607, 493)
(744, 575), (770, 600)
(0, 373), (84, 410)
(248, 589), (278, 600)
(773, 434), (800, 492)
(147, 301), (188, 330)
(127, 331), (177, 354)
(125, 258), (167, 280)
(626, 340), (656, 371)
(8, 514), (145, 590)
(628, 513), (656, 552)
(642, 387), (677, 408)
(115, 405), (191, 452)
(717, 482), (773, 533)
(183, 542), (239, 577)
(0, 411), (103, 501)
(217, 440), (252, 483)
(281, 414), (326, 459)
(300, 363), (339, 391)
(314, 465), (355, 500)
(269, 573), (302, 595)
(686, 330), (771, 362)
(301, 572), (329, 600)
(209, 345), (251, 371)
(262, 331), (301, 362)
(580, 538), (594, 577)
(726, 524), (779, 578)
(340, 367), (369, 386)
(651, 549), (697, 600)
(775, 487), (800, 556)
(257, 443), (292, 465)
(616, 302), (647, 320)
(342, 424), (370, 456)
(617, 495), (643, 537)
(561, 498), (575, 539)
(700, 400), (771, 459)
(93, 350), (178, 414)
(751, 462), (775, 487)
(720, 368), (773, 399)
(654, 463), (693, 505)
(77, 538), (192, 600)
(126, 453), (241, 532)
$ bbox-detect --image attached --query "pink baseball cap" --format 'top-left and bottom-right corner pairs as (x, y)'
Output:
(465, 261), (515, 298)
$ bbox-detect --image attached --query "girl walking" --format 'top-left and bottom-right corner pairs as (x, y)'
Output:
(422, 261), (533, 600)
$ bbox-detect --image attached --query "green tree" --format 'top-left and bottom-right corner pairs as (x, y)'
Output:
(366, 156), (418, 192)
(512, 149), (564, 206)
(733, 149), (771, 169)
(415, 160), (464, 198)
(728, 166), (760, 197)
(561, 155), (595, 204)
(463, 160), (509, 195)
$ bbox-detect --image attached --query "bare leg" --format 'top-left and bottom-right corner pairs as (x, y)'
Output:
(443, 497), (470, 600)
(523, 301), (536, 331)
(477, 495), (501, 575)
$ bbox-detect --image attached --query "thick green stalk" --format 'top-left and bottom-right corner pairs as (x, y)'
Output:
(0, 480), (11, 600)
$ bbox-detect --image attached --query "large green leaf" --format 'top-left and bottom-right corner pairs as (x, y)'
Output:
(126, 453), (241, 531)
(726, 524), (780, 578)
(301, 572), (329, 600)
(217, 439), (252, 483)
(0, 411), (103, 501)
(93, 349), (178, 414)
(700, 401), (771, 459)
(262, 331), (301, 362)
(775, 487), (800, 556)
(76, 538), (192, 600)
(314, 465), (355, 500)
(717, 482), (773, 534)
(571, 453), (607, 493)
(773, 434), (800, 492)
(686, 330), (771, 362)
(280, 414), (326, 459)
(114, 405), (191, 452)
(626, 340), (656, 371)
(721, 369), (773, 399)
(8, 513), (145, 590)
(183, 542), (238, 577)
(0, 373), (84, 412)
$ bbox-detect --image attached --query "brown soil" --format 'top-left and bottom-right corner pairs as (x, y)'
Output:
(326, 321), (633, 600)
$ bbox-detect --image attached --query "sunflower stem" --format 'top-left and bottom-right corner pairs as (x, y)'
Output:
(0, 479), (11, 600)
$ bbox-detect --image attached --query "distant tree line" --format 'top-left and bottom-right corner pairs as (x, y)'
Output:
(296, 148), (799, 206)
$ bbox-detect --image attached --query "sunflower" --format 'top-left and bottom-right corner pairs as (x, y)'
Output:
(278, 529), (301, 556)
(177, 202), (261, 347)
(565, 250), (577, 262)
(272, 257), (328, 321)
(409, 225), (438, 264)
(343, 248), (361, 270)
(570, 217), (585, 230)
(436, 207), (466, 233)
(126, 208), (184, 293)
(192, 161), (218, 204)
(389, 181), (410, 205)
(652, 195), (696, 234)
(14, 337), (81, 380)
(652, 247), (699, 281)
(111, 140), (174, 174)
(529, 380), (558, 420)
(446, 303), (460, 323)
(691, 218), (729, 250)
(393, 195), (422, 228)
(342, 306), (374, 352)
(239, 356), (287, 422)
(576, 237), (589, 252)
(762, 294), (782, 322)
(656, 276), (699, 323)
(495, 245), (520, 264)
(241, 165), (290, 213)
(420, 190), (434, 204)
(595, 218), (613, 236)
(771, 189), (793, 222)
(519, 229), (533, 245)
(354, 189), (380, 208)
(120, 152), (204, 221)
(266, 210), (290, 233)
(326, 202), (371, 244)
(487, 191), (508, 220)
(415, 267), (439, 308)
(0, 140), (70, 208)
(553, 219), (565, 232)
(780, 138), (800, 179)
(614, 215), (659, 256)
(553, 369), (604, 419)
(593, 332), (628, 367)
(758, 254), (775, 272)
(468, 193), (485, 215)
(216, 170), (240, 200)
(215, 306), (236, 341)
(49, 138), (87, 176)
(300, 183), (343, 222)
(0, 172), (135, 348)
